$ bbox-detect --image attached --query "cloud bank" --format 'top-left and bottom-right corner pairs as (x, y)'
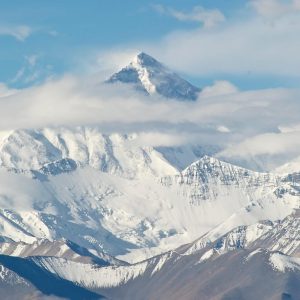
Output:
(148, 14), (300, 78)
(1, 75), (300, 171)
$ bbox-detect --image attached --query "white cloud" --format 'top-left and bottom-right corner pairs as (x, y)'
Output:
(0, 25), (32, 41)
(153, 5), (225, 28)
(279, 123), (300, 133)
(96, 48), (140, 73)
(1, 74), (300, 171)
(217, 130), (300, 171)
(219, 131), (300, 157)
(217, 125), (231, 133)
(10, 54), (51, 85)
(0, 75), (297, 139)
(250, 0), (300, 18)
(0, 76), (295, 129)
(200, 81), (239, 98)
(132, 132), (198, 147)
(143, 13), (300, 78)
(0, 83), (17, 97)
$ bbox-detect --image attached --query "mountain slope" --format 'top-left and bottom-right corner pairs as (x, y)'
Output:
(0, 126), (300, 297)
(33, 249), (300, 300)
(0, 128), (299, 264)
(107, 52), (201, 101)
(0, 255), (103, 299)
(11, 212), (300, 300)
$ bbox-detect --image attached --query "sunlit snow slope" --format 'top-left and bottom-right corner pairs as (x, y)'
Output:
(0, 127), (299, 263)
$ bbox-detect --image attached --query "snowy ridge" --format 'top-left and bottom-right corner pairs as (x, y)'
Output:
(32, 250), (177, 288)
(185, 221), (273, 257)
(34, 256), (148, 288)
(150, 251), (174, 275)
(256, 212), (300, 255)
(183, 211), (300, 265)
(0, 238), (123, 265)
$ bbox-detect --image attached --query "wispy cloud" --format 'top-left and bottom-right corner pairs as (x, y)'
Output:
(249, 0), (300, 18)
(153, 5), (225, 28)
(10, 54), (52, 86)
(0, 25), (32, 41)
(48, 30), (59, 37)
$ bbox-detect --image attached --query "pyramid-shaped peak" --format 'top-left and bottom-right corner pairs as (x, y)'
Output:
(107, 51), (201, 101)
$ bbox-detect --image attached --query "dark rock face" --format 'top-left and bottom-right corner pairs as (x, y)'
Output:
(39, 158), (77, 176)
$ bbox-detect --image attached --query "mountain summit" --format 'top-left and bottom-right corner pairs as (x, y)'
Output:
(107, 52), (200, 101)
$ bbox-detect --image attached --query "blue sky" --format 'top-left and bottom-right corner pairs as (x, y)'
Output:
(0, 0), (299, 89)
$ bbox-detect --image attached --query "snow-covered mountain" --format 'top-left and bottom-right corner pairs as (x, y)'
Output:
(1, 52), (300, 298)
(107, 52), (201, 100)
(0, 127), (298, 261)
(0, 125), (300, 298)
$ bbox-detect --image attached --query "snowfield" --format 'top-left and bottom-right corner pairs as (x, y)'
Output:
(0, 126), (299, 264)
